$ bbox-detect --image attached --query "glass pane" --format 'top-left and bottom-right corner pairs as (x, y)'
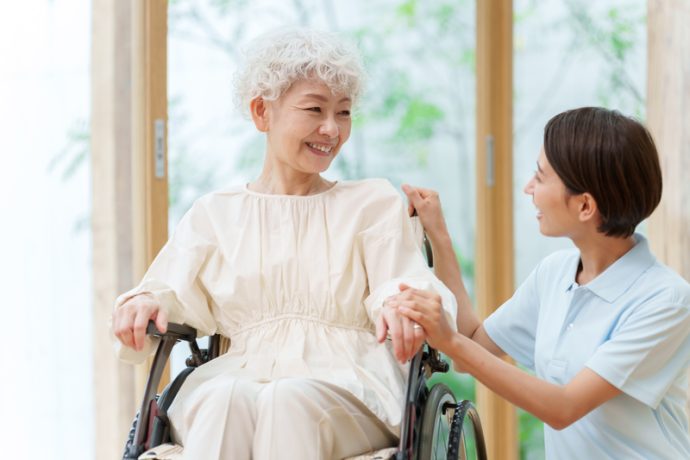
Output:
(514, 0), (646, 281)
(0, 1), (93, 459)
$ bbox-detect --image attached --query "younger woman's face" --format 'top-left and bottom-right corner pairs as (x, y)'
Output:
(523, 148), (582, 237)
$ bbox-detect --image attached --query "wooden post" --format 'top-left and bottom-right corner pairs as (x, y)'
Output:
(475, 1), (519, 459)
(92, 1), (168, 457)
(131, 0), (170, 399)
(647, 0), (690, 421)
(92, 0), (136, 456)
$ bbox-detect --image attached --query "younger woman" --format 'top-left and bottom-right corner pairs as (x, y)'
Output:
(396, 107), (690, 459)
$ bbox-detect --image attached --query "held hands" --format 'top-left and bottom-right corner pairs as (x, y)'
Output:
(375, 287), (426, 363)
(390, 283), (455, 352)
(112, 293), (168, 352)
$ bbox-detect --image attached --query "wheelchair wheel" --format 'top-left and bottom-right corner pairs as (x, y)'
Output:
(417, 384), (455, 460)
(446, 400), (487, 460)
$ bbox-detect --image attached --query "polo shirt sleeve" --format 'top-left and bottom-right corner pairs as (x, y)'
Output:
(483, 262), (542, 370)
(585, 302), (690, 409)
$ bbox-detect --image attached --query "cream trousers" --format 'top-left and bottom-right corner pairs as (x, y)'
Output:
(168, 377), (398, 460)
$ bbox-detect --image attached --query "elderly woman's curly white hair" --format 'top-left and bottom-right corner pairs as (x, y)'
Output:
(234, 28), (365, 115)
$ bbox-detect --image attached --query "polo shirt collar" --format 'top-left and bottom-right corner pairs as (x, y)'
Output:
(565, 233), (656, 303)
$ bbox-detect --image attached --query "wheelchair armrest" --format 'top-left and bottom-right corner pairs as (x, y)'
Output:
(146, 321), (197, 342)
(147, 321), (206, 368)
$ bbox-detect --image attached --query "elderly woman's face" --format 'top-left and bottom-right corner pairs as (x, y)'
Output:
(261, 79), (352, 174)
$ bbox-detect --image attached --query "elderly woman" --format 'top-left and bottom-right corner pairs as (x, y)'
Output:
(111, 29), (456, 460)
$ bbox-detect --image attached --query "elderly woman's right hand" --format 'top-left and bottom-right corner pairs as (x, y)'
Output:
(112, 293), (168, 352)
(401, 184), (449, 242)
(393, 284), (455, 353)
(375, 300), (426, 364)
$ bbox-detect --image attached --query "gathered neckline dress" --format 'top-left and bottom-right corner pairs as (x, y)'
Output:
(115, 178), (457, 433)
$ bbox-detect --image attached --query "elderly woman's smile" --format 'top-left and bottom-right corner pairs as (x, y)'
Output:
(306, 142), (334, 155)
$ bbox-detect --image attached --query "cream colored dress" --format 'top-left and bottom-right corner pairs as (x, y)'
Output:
(115, 178), (457, 456)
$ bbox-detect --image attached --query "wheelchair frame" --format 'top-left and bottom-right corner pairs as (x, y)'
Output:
(123, 232), (487, 460)
(123, 321), (487, 460)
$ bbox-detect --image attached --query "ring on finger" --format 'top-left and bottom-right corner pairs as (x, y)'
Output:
(412, 323), (422, 330)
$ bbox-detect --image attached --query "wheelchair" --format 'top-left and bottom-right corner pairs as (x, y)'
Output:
(122, 320), (487, 460)
(122, 227), (487, 459)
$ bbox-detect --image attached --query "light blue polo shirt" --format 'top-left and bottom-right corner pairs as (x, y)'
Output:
(484, 234), (690, 459)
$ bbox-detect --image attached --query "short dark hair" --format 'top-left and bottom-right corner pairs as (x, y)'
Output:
(543, 107), (662, 238)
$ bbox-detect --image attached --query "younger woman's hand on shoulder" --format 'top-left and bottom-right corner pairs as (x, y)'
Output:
(393, 283), (455, 352)
(401, 184), (449, 241)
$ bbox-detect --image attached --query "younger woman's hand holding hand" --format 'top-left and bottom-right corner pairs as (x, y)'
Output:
(392, 283), (456, 353)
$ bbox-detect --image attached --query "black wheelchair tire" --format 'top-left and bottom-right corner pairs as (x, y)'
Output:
(417, 384), (456, 460)
(446, 400), (488, 460)
(122, 413), (139, 460)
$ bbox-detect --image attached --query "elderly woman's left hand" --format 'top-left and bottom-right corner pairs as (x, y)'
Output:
(376, 289), (427, 363)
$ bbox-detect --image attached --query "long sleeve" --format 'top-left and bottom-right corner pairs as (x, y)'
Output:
(112, 198), (218, 363)
(359, 185), (457, 331)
